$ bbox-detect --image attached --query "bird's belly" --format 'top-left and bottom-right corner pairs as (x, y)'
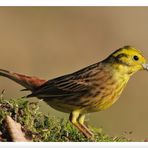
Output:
(44, 79), (128, 113)
(47, 93), (121, 114)
(92, 93), (120, 112)
(46, 99), (80, 113)
(45, 89), (122, 114)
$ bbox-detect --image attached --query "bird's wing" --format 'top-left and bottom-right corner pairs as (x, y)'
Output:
(26, 62), (102, 100)
(26, 72), (92, 99)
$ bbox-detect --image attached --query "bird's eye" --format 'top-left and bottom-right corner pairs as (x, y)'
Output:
(133, 55), (139, 61)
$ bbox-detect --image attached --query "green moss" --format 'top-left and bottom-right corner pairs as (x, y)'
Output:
(0, 97), (130, 142)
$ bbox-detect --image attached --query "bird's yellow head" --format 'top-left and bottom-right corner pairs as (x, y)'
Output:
(104, 46), (148, 76)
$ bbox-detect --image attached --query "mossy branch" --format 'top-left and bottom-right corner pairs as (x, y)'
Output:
(0, 95), (130, 142)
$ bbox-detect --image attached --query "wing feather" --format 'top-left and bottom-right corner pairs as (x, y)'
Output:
(27, 63), (100, 99)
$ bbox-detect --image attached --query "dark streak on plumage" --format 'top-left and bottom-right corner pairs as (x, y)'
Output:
(113, 53), (130, 67)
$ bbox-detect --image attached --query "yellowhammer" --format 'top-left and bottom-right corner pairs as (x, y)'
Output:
(0, 46), (148, 138)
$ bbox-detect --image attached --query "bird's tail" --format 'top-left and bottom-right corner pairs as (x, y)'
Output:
(0, 69), (46, 91)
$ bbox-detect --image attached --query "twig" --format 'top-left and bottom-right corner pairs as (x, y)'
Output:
(4, 115), (31, 142)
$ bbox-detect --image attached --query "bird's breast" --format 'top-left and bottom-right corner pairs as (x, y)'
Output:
(86, 73), (129, 112)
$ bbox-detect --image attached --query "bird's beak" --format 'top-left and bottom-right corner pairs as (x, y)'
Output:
(142, 63), (148, 71)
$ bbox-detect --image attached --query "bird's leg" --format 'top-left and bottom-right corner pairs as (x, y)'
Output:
(78, 114), (94, 138)
(69, 111), (93, 138)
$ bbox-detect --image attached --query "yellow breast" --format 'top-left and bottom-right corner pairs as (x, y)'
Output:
(85, 70), (130, 112)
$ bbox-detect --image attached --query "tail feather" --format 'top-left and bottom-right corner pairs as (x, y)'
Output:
(0, 69), (46, 91)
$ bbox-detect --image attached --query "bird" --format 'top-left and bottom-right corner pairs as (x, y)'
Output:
(0, 45), (148, 138)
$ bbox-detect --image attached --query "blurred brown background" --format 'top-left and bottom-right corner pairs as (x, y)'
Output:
(0, 7), (148, 140)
